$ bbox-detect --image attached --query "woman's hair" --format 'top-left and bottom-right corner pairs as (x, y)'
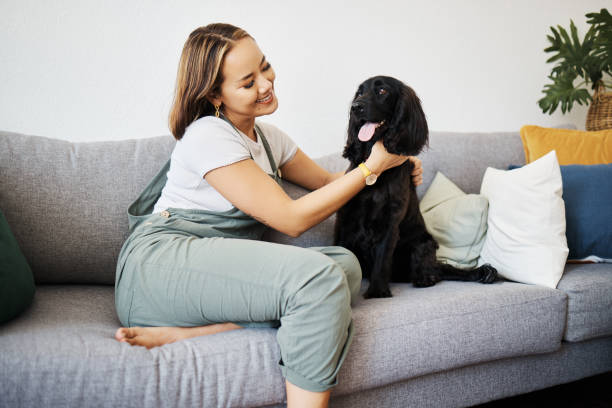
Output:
(169, 23), (251, 140)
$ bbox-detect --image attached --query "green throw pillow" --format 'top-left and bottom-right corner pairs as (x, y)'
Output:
(419, 172), (489, 269)
(0, 208), (35, 323)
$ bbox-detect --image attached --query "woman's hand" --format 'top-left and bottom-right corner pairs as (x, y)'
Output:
(409, 156), (423, 186)
(365, 140), (409, 173)
(365, 140), (423, 185)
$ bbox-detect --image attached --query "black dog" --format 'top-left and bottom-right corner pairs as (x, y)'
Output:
(334, 76), (497, 299)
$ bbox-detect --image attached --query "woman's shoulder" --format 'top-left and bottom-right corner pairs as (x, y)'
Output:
(171, 116), (251, 173)
(181, 116), (246, 145)
(187, 115), (234, 134)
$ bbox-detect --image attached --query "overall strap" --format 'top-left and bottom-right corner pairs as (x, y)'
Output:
(254, 124), (282, 180)
(219, 113), (281, 181)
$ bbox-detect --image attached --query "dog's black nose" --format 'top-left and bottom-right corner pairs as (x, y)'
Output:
(351, 101), (364, 115)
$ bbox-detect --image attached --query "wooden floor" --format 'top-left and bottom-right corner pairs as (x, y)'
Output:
(473, 371), (612, 408)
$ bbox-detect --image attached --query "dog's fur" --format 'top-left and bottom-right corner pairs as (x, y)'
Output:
(334, 76), (497, 299)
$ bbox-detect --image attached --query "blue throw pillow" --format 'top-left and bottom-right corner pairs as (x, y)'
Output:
(508, 163), (612, 260)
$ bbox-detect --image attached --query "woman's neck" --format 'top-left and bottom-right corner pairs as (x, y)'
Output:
(224, 111), (256, 141)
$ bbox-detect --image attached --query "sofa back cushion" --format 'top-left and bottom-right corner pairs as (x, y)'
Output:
(0, 129), (526, 284)
(416, 131), (525, 198)
(0, 131), (175, 284)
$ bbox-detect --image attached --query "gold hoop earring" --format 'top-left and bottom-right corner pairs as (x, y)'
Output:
(214, 104), (220, 118)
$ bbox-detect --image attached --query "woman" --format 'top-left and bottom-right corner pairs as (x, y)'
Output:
(114, 23), (423, 407)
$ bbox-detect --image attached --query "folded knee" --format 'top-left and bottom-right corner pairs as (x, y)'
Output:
(291, 261), (351, 311)
(329, 247), (362, 302)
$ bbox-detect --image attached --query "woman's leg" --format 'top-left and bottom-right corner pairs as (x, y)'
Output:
(114, 322), (243, 348)
(286, 379), (331, 408)
(307, 245), (362, 305)
(114, 245), (362, 348)
(115, 236), (355, 394)
(283, 245), (359, 408)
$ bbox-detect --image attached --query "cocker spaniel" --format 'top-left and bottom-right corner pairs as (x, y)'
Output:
(334, 75), (498, 299)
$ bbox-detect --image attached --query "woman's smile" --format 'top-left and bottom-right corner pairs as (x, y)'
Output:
(256, 92), (274, 104)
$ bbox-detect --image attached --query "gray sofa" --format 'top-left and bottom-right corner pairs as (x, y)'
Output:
(0, 128), (610, 408)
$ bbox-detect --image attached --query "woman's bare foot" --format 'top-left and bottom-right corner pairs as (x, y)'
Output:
(115, 323), (243, 349)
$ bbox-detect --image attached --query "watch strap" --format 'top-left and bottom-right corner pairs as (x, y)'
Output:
(358, 162), (372, 179)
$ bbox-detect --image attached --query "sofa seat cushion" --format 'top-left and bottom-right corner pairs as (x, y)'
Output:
(556, 263), (612, 342)
(0, 281), (566, 407)
(0, 285), (288, 408)
(334, 279), (566, 394)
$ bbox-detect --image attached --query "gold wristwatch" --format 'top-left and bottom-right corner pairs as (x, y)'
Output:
(358, 162), (378, 185)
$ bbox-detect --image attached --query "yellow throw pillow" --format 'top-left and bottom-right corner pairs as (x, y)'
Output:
(520, 125), (612, 164)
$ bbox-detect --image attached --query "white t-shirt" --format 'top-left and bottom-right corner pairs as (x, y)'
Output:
(152, 116), (298, 213)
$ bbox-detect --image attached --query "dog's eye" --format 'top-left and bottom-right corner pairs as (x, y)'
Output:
(378, 88), (387, 95)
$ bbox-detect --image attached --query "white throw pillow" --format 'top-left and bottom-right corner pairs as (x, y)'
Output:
(478, 150), (568, 288)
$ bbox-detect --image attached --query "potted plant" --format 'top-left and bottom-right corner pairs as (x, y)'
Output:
(538, 8), (612, 131)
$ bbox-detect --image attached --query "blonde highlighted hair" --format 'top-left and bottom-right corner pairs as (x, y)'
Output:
(169, 23), (251, 140)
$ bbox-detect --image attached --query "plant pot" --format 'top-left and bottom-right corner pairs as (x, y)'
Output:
(586, 81), (612, 131)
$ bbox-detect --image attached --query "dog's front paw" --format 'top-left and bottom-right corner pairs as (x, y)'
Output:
(364, 284), (392, 299)
(478, 264), (498, 284)
(413, 274), (440, 288)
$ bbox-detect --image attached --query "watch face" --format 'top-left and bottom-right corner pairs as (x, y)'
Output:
(365, 173), (378, 185)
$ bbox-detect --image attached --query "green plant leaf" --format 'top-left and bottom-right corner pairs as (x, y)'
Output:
(540, 11), (610, 114)
(586, 8), (612, 76)
(538, 72), (593, 114)
(553, 23), (599, 76)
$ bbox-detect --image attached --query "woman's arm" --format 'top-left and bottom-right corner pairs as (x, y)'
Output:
(278, 148), (332, 190)
(205, 140), (408, 237)
(280, 149), (424, 189)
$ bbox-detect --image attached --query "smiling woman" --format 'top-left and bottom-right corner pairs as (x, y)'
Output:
(113, 22), (423, 408)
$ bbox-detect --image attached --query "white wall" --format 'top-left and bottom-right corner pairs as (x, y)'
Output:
(1, 0), (609, 157)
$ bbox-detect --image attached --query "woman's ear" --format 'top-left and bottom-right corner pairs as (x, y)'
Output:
(206, 94), (222, 108)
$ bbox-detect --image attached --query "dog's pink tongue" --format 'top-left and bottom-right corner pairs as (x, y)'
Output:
(358, 122), (378, 142)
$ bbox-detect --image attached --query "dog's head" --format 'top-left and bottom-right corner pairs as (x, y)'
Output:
(343, 76), (428, 163)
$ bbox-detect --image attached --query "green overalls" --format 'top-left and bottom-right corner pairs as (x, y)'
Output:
(114, 119), (360, 392)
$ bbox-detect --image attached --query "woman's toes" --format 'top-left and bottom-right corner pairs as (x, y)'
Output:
(115, 327), (138, 341)
(115, 327), (127, 341)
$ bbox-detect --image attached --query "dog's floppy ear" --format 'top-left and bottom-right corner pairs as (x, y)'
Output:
(385, 85), (429, 156)
(343, 111), (367, 163)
